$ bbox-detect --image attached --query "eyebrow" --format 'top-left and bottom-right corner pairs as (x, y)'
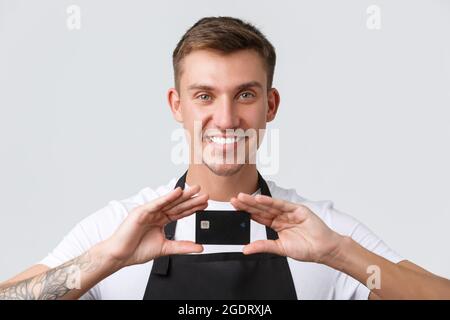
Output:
(187, 81), (263, 92)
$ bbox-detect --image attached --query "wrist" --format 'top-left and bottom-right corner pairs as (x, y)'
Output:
(92, 240), (127, 273)
(319, 234), (353, 271)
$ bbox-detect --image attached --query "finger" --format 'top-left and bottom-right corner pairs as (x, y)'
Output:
(230, 197), (267, 216)
(161, 239), (204, 256)
(243, 240), (284, 256)
(231, 197), (278, 221)
(141, 187), (183, 213)
(231, 196), (268, 214)
(164, 193), (209, 216)
(254, 194), (299, 212)
(233, 199), (283, 230)
(247, 212), (274, 228)
(237, 193), (282, 216)
(162, 185), (202, 211)
(230, 196), (247, 211)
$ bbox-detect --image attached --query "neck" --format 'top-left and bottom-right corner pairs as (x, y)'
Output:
(186, 164), (259, 201)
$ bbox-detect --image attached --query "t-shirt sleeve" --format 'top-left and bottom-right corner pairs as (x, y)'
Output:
(37, 205), (115, 300)
(322, 202), (405, 300)
(39, 222), (95, 269)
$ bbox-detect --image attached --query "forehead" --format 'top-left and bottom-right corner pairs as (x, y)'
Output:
(179, 49), (267, 91)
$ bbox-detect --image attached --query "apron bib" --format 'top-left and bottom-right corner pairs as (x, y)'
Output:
(143, 171), (297, 300)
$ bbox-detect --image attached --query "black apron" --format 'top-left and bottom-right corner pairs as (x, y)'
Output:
(143, 171), (298, 300)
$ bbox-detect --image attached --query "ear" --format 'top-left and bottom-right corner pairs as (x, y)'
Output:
(167, 88), (183, 123)
(266, 88), (280, 122)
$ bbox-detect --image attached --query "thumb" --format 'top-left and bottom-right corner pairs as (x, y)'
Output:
(243, 239), (284, 256)
(161, 240), (204, 256)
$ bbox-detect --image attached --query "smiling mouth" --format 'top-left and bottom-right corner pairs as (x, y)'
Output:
(205, 136), (245, 145)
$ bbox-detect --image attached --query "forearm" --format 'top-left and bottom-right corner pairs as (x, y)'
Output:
(325, 236), (450, 299)
(0, 241), (122, 300)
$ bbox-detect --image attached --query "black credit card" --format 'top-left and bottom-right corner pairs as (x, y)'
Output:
(195, 210), (250, 245)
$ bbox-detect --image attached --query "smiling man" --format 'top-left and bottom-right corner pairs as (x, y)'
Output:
(172, 46), (275, 201)
(1, 17), (449, 300)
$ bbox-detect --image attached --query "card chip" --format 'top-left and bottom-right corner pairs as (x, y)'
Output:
(200, 220), (210, 229)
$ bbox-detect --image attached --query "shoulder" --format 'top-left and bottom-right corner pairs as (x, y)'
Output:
(266, 179), (361, 236)
(117, 178), (178, 212)
(77, 178), (178, 240)
(267, 179), (402, 263)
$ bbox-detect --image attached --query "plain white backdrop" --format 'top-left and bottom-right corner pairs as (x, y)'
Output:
(1, 0), (449, 282)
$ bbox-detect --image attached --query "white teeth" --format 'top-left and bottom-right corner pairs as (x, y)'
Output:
(209, 136), (242, 145)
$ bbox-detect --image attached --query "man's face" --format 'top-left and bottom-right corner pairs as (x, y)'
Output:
(169, 49), (279, 176)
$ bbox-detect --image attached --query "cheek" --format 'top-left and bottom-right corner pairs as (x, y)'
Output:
(182, 101), (214, 125)
(180, 102), (211, 137)
(239, 105), (267, 129)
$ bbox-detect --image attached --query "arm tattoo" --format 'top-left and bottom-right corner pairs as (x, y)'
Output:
(0, 251), (101, 300)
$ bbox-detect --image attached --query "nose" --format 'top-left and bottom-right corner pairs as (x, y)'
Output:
(212, 96), (240, 130)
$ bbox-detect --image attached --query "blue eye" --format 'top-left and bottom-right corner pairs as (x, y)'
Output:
(239, 92), (255, 99)
(198, 94), (211, 101)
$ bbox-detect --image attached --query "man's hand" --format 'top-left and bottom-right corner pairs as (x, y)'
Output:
(0, 185), (209, 300)
(230, 193), (343, 264)
(231, 193), (450, 299)
(105, 185), (209, 268)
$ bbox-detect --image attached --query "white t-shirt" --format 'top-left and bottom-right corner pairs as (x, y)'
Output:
(39, 178), (403, 300)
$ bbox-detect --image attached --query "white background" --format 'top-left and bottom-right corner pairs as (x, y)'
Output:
(1, 0), (449, 281)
